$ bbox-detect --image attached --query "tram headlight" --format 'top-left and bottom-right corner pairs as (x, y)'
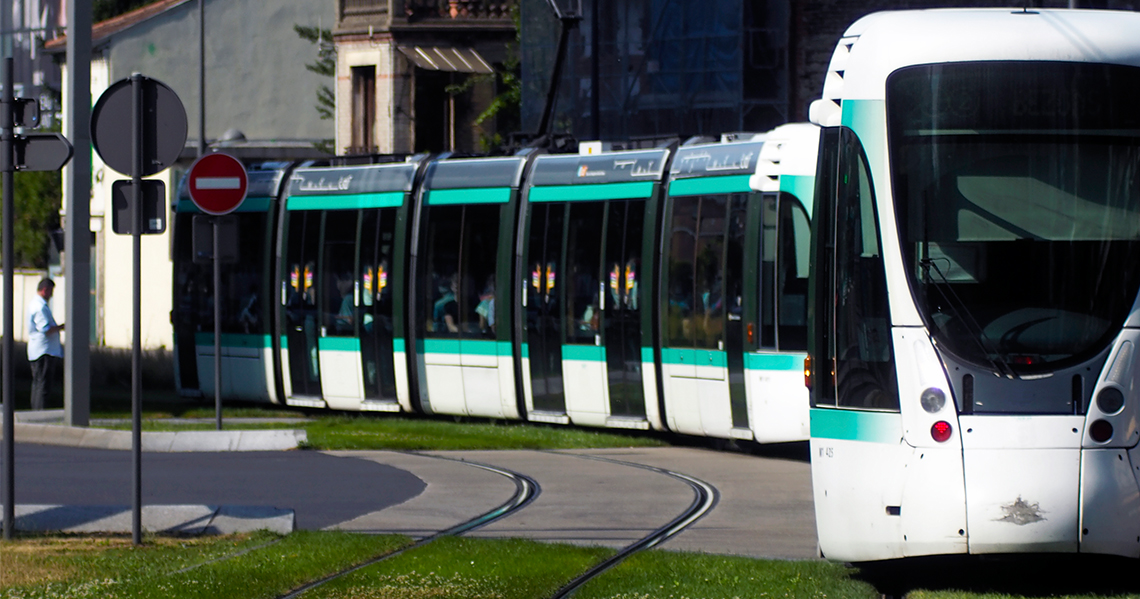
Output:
(920, 388), (946, 413)
(1096, 387), (1125, 415)
(1089, 419), (1114, 443)
(931, 421), (953, 443)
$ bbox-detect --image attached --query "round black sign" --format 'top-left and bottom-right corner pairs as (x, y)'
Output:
(91, 75), (188, 177)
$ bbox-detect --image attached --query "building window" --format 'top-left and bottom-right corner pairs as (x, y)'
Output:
(351, 65), (376, 154)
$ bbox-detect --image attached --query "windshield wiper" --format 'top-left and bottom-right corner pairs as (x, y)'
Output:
(919, 257), (1016, 378)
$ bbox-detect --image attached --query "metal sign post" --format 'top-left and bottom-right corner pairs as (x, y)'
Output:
(2, 57), (74, 540)
(187, 153), (247, 432)
(91, 74), (186, 546)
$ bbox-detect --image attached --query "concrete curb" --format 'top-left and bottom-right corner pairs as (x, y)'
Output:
(5, 504), (295, 535)
(2, 411), (307, 452)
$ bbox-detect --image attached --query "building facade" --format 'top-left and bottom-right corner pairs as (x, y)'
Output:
(48, 0), (335, 349)
(333, 0), (517, 155)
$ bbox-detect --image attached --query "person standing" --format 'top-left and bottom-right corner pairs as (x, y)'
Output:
(27, 278), (63, 410)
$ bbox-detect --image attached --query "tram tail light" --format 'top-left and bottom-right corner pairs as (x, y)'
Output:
(804, 355), (812, 390)
(931, 420), (953, 443)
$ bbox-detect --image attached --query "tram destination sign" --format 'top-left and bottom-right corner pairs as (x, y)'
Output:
(671, 141), (764, 178)
(290, 163), (416, 196)
(188, 153), (248, 215)
(529, 149), (669, 187)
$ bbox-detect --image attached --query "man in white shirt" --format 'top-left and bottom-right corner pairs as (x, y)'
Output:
(27, 278), (63, 410)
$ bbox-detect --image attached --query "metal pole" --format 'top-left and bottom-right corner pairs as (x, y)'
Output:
(199, 0), (205, 156)
(65, 0), (92, 428)
(2, 57), (16, 541)
(130, 74), (143, 546)
(213, 220), (221, 430)
(591, 0), (599, 140)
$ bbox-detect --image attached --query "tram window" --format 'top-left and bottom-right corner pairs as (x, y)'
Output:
(725, 195), (747, 340)
(777, 197), (810, 351)
(323, 210), (359, 337)
(760, 195), (777, 348)
(179, 212), (271, 336)
(606, 200), (644, 313)
(460, 205), (501, 337)
(667, 197), (699, 348)
(694, 196), (727, 349)
(834, 129), (898, 410)
(566, 203), (605, 343)
(424, 206), (462, 336)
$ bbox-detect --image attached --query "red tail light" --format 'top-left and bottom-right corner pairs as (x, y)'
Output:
(931, 421), (953, 443)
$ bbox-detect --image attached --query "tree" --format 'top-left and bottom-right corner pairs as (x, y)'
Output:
(1, 170), (62, 269)
(294, 24), (336, 155)
(446, 5), (522, 153)
(93, 0), (151, 22)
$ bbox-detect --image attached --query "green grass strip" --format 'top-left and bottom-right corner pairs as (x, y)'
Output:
(574, 548), (879, 599)
(303, 536), (614, 599)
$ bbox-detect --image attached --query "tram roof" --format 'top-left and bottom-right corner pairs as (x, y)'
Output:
(289, 161), (419, 197)
(828, 9), (1140, 104)
(423, 156), (529, 190)
(528, 149), (669, 187)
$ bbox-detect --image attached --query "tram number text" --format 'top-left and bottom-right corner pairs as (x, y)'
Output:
(818, 447), (834, 458)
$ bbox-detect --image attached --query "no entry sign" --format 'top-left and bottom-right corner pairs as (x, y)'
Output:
(188, 153), (248, 215)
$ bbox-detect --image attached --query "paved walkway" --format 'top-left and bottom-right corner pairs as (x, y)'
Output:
(2, 409), (818, 559)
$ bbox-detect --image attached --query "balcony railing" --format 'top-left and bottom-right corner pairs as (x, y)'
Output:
(405, 0), (514, 20)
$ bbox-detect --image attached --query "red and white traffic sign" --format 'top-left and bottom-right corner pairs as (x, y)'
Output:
(188, 152), (248, 215)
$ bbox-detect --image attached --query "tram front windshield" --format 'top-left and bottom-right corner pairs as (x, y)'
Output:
(888, 62), (1140, 379)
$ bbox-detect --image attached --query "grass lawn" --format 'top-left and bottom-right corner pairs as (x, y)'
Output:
(1, 533), (878, 599)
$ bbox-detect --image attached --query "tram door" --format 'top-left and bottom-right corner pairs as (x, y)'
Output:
(603, 200), (648, 418)
(525, 204), (565, 413)
(317, 210), (368, 409)
(359, 209), (399, 404)
(282, 211), (322, 400)
(661, 193), (750, 438)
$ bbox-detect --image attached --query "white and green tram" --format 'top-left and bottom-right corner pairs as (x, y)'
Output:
(172, 123), (819, 443)
(807, 9), (1140, 562)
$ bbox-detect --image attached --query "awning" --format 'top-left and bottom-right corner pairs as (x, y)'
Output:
(398, 46), (493, 74)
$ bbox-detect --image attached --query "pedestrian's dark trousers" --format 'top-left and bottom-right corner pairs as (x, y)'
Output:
(30, 355), (59, 410)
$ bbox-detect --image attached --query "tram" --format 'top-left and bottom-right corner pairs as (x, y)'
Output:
(172, 122), (819, 443)
(806, 9), (1140, 561)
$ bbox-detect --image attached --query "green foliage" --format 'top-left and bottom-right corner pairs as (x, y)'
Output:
(1, 169), (62, 269)
(294, 24), (337, 153)
(92, 0), (151, 22)
(446, 4), (522, 152)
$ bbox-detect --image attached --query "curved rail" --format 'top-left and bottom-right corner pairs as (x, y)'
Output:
(275, 454), (540, 599)
(547, 452), (719, 599)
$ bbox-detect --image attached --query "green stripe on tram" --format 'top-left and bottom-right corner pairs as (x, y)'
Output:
(810, 408), (902, 444)
(318, 337), (361, 352)
(668, 174), (753, 196)
(394, 338), (406, 353)
(422, 338), (512, 356)
(287, 192), (405, 211)
(194, 333), (272, 349)
(178, 196), (273, 213)
(427, 187), (512, 205)
(562, 344), (605, 362)
(529, 181), (655, 202)
(745, 353), (804, 371)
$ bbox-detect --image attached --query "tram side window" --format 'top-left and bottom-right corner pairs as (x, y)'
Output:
(566, 202), (605, 343)
(760, 195), (777, 348)
(181, 212), (269, 336)
(667, 197), (699, 348)
(777, 196), (810, 351)
(323, 211), (359, 337)
(834, 129), (899, 410)
(460, 205), (501, 337)
(424, 206), (462, 336)
(694, 196), (727, 350)
(424, 204), (501, 339)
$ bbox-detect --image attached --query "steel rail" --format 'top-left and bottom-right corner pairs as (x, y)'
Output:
(547, 452), (719, 599)
(274, 453), (540, 599)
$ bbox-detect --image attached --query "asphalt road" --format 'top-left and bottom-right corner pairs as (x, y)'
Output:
(10, 443), (425, 530)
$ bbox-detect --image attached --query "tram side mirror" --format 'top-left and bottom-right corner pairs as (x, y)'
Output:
(192, 214), (239, 264)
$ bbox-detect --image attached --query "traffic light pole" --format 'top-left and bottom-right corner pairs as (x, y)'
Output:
(2, 57), (16, 541)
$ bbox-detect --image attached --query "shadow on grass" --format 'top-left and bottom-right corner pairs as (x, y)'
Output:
(853, 554), (1140, 597)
